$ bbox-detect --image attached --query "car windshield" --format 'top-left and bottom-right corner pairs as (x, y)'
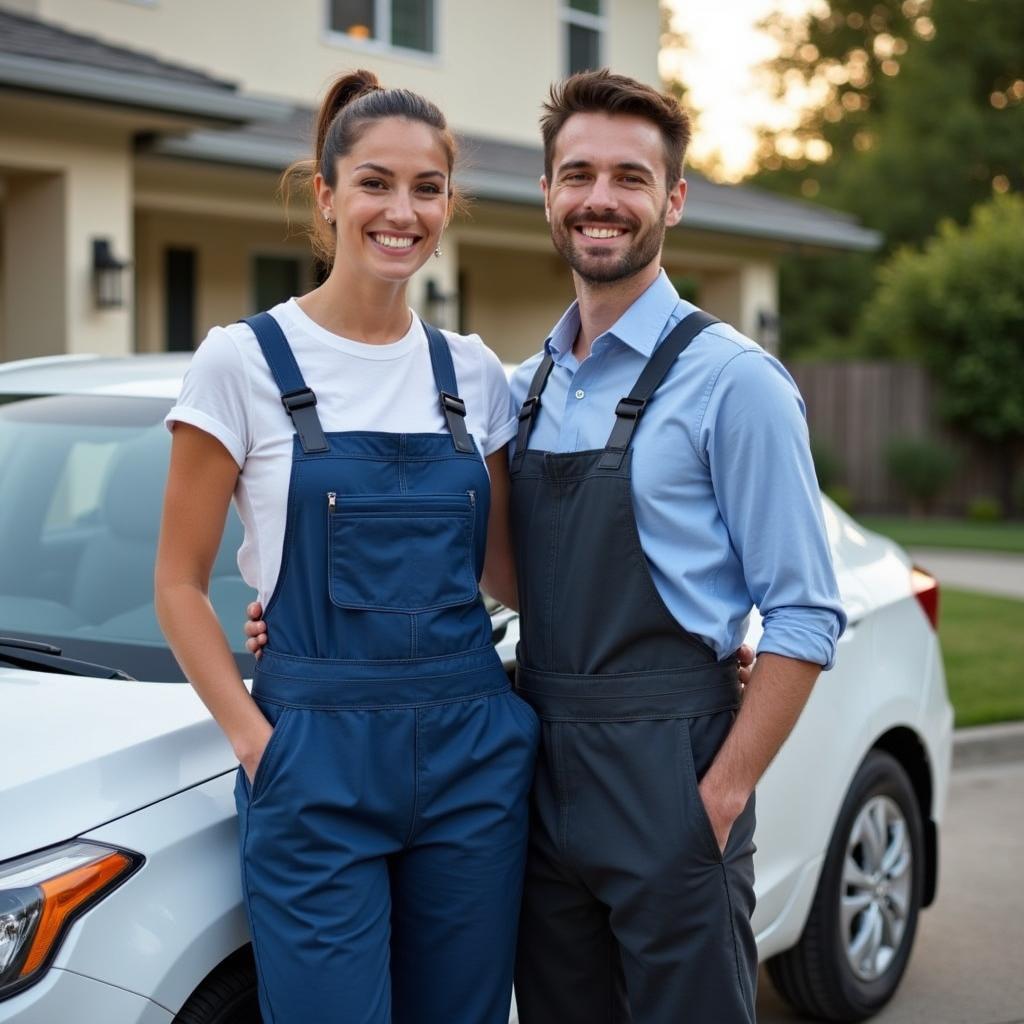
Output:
(0, 393), (254, 682)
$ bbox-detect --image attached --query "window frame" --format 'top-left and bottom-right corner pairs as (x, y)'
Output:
(323, 0), (442, 63)
(561, 0), (606, 76)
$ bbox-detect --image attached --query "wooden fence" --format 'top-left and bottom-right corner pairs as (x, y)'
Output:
(787, 360), (1016, 514)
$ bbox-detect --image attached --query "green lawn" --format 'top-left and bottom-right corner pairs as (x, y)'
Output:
(859, 516), (1024, 554)
(940, 588), (1024, 726)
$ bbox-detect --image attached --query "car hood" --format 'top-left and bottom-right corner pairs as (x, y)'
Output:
(2, 668), (235, 862)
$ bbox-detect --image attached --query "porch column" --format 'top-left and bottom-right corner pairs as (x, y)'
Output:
(1, 135), (132, 362)
(3, 172), (67, 362)
(698, 260), (779, 354)
(736, 260), (779, 355)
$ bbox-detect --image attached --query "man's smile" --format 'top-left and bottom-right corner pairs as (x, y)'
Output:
(576, 225), (627, 240)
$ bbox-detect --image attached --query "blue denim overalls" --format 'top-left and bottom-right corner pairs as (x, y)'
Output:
(234, 312), (538, 1024)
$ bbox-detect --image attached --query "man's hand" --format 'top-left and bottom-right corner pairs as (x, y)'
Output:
(692, 646), (755, 853)
(698, 778), (749, 854)
(736, 644), (755, 687)
(244, 601), (267, 658)
(699, 652), (821, 854)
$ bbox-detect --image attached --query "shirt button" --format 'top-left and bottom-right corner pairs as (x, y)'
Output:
(575, 389), (585, 400)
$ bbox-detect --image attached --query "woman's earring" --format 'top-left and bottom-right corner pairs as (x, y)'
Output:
(433, 245), (443, 258)
(323, 210), (333, 224)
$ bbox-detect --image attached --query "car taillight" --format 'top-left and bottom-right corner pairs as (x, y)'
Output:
(911, 567), (940, 630)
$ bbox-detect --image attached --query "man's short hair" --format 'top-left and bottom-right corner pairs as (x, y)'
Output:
(541, 69), (692, 190)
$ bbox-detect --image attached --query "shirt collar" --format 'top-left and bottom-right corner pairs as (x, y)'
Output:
(544, 301), (582, 362)
(543, 269), (683, 361)
(604, 270), (683, 356)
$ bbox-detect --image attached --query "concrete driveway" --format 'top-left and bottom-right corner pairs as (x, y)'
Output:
(758, 759), (1024, 1024)
(909, 548), (1024, 601)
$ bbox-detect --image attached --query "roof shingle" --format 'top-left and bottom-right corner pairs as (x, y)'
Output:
(0, 8), (235, 91)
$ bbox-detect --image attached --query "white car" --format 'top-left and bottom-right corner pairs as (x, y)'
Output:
(0, 354), (953, 1024)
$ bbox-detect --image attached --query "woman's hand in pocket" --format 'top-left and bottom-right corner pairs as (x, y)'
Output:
(236, 717), (274, 786)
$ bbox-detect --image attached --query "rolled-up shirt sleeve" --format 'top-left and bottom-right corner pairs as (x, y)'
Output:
(701, 350), (846, 669)
(164, 326), (251, 468)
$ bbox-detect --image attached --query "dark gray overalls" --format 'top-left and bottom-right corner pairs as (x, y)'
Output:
(510, 311), (758, 1024)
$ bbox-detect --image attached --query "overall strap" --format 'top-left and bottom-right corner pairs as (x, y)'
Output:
(424, 322), (474, 454)
(242, 313), (328, 454)
(599, 310), (719, 470)
(511, 351), (555, 471)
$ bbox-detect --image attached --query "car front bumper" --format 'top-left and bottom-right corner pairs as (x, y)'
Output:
(0, 965), (172, 1024)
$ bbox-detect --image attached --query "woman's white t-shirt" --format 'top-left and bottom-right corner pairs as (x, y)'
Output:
(165, 299), (518, 606)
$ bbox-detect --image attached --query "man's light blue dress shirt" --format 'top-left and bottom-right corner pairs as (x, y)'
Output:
(509, 270), (846, 669)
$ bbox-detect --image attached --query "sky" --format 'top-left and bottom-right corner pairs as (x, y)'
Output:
(661, 0), (820, 180)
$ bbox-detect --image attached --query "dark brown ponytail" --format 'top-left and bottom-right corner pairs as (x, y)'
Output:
(313, 69), (382, 179)
(282, 69), (459, 268)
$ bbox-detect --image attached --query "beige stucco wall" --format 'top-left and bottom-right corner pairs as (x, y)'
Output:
(0, 98), (133, 358)
(663, 228), (780, 351)
(606, 0), (661, 87)
(28, 0), (662, 146)
(135, 155), (319, 348)
(460, 242), (575, 362)
(135, 208), (313, 351)
(2, 173), (65, 363)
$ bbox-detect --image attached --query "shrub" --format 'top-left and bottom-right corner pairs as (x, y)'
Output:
(859, 195), (1024, 509)
(825, 484), (855, 513)
(884, 437), (959, 515)
(966, 496), (1003, 522)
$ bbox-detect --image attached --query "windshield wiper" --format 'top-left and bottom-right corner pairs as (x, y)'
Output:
(0, 636), (135, 681)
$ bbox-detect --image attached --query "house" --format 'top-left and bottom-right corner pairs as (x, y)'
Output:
(0, 0), (879, 363)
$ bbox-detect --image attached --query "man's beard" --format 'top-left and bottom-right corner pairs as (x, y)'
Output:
(551, 205), (668, 285)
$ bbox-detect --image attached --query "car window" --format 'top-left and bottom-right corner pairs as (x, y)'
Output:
(0, 393), (254, 682)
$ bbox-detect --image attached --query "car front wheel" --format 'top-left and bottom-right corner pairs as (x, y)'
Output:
(173, 947), (260, 1024)
(767, 749), (925, 1022)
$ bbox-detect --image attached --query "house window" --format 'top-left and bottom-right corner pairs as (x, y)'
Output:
(329, 0), (435, 54)
(563, 0), (604, 75)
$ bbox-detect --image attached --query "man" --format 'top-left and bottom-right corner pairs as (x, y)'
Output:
(246, 69), (844, 1024)
(505, 71), (844, 1024)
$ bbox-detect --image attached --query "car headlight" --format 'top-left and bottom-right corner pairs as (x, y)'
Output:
(0, 840), (142, 1001)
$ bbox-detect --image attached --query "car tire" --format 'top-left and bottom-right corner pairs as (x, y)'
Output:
(766, 749), (925, 1022)
(173, 947), (261, 1024)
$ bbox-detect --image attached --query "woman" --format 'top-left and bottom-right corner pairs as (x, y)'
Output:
(155, 70), (537, 1024)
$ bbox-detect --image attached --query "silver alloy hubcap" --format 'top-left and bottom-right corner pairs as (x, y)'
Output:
(841, 795), (913, 981)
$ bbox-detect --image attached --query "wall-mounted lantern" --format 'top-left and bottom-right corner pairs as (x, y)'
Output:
(92, 238), (130, 310)
(757, 309), (781, 354)
(424, 277), (459, 331)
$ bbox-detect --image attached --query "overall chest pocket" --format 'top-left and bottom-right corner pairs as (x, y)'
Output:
(327, 491), (479, 613)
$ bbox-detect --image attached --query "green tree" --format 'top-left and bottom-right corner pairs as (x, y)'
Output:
(752, 0), (1024, 356)
(859, 194), (1024, 505)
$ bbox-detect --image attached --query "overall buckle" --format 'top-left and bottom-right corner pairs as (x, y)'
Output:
(281, 388), (317, 412)
(440, 392), (467, 416)
(518, 395), (541, 420)
(614, 396), (646, 419)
